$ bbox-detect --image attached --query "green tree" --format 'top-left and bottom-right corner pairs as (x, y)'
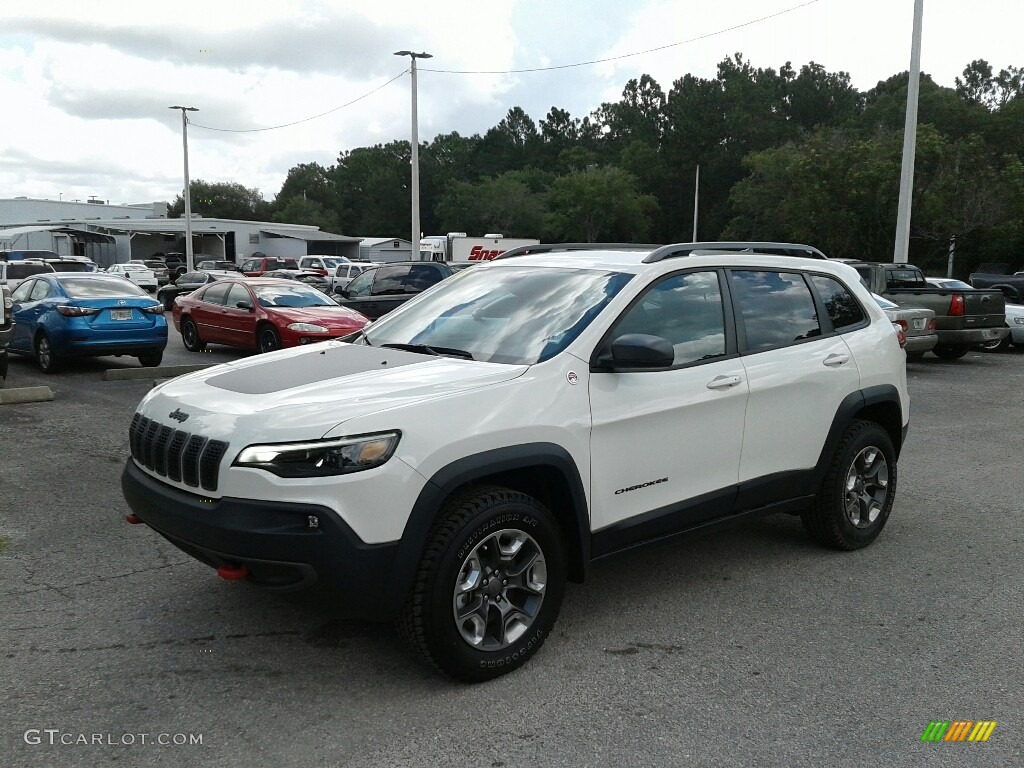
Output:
(435, 171), (546, 236)
(544, 166), (657, 242)
(168, 180), (269, 220)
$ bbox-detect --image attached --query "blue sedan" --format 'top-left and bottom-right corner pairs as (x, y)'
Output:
(8, 273), (168, 373)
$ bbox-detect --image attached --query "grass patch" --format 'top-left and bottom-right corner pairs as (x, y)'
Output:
(0, 537), (7, 554)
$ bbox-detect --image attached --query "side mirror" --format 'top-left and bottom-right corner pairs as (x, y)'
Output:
(599, 334), (675, 369)
(236, 300), (253, 311)
(338, 289), (350, 299)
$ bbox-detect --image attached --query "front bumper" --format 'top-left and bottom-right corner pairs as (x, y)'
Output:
(121, 460), (401, 618)
(936, 327), (1009, 345)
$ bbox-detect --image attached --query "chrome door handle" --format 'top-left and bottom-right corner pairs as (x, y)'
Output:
(823, 353), (850, 367)
(706, 375), (742, 390)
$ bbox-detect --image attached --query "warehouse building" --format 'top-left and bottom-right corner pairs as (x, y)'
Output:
(358, 237), (414, 263)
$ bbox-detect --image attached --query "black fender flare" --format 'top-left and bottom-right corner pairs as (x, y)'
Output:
(381, 443), (590, 615)
(812, 384), (905, 487)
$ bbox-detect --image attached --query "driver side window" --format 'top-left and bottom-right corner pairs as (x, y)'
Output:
(11, 280), (35, 302)
(345, 269), (376, 297)
(606, 271), (726, 366)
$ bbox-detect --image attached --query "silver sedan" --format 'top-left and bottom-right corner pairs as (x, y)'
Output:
(873, 293), (937, 358)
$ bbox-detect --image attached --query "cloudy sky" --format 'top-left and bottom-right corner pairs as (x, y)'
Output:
(1, 0), (1020, 207)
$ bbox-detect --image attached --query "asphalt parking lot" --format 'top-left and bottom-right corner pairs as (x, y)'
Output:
(2, 338), (1022, 768)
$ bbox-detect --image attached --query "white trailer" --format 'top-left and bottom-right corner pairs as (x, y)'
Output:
(419, 233), (540, 262)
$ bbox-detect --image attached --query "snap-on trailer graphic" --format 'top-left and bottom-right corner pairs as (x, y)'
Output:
(419, 233), (540, 262)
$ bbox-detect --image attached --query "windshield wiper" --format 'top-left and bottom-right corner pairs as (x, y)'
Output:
(381, 343), (475, 360)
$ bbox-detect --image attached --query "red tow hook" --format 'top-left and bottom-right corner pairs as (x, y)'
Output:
(217, 564), (250, 580)
(124, 514), (143, 525)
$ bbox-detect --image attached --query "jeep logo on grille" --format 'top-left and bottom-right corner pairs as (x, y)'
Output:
(168, 408), (190, 423)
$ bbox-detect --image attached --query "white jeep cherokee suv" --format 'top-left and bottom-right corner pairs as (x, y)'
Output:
(122, 242), (909, 681)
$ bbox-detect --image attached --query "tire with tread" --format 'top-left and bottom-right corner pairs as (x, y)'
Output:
(180, 316), (205, 352)
(138, 351), (163, 367)
(802, 420), (896, 550)
(35, 333), (61, 373)
(257, 324), (281, 353)
(397, 485), (566, 682)
(932, 345), (969, 360)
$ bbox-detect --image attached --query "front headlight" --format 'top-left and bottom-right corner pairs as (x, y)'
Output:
(287, 322), (328, 333)
(233, 431), (400, 477)
(1013, 317), (1024, 325)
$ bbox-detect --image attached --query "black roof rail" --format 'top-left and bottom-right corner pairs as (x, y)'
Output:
(643, 241), (828, 263)
(494, 242), (664, 260)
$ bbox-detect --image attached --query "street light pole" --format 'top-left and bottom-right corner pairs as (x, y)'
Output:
(169, 106), (199, 272)
(893, 0), (924, 264)
(394, 51), (432, 260)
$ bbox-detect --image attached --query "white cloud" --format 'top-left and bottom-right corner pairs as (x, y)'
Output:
(0, 0), (1021, 207)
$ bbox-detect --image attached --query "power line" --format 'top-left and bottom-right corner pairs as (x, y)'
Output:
(189, 69), (409, 133)
(421, 0), (824, 74)
(181, 0), (824, 133)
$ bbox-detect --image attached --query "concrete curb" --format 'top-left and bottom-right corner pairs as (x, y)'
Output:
(0, 386), (55, 404)
(104, 364), (213, 382)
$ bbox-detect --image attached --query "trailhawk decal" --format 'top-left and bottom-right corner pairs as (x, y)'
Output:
(614, 477), (668, 495)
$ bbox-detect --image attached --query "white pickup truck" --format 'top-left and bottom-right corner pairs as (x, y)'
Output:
(329, 261), (378, 293)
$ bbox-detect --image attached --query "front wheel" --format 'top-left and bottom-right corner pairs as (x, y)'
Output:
(398, 486), (566, 682)
(802, 420), (897, 551)
(257, 325), (281, 353)
(35, 333), (61, 374)
(932, 345), (969, 360)
(138, 351), (163, 367)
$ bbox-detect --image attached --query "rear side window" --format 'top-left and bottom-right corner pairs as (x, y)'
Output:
(201, 283), (231, 305)
(30, 281), (53, 301)
(404, 264), (444, 293)
(730, 270), (821, 351)
(810, 275), (865, 332)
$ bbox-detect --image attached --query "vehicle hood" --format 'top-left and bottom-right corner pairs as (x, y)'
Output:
(264, 305), (367, 326)
(139, 342), (528, 440)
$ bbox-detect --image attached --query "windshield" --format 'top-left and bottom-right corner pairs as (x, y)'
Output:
(872, 293), (899, 310)
(362, 266), (634, 365)
(62, 277), (148, 298)
(322, 258), (346, 268)
(253, 283), (335, 307)
(52, 262), (91, 273)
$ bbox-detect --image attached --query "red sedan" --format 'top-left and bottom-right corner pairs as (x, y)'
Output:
(172, 278), (368, 353)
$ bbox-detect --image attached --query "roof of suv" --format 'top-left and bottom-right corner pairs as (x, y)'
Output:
(482, 242), (835, 274)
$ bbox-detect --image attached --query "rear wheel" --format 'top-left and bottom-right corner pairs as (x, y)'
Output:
(180, 317), (205, 352)
(398, 486), (566, 682)
(257, 325), (281, 353)
(138, 351), (163, 367)
(35, 333), (61, 374)
(905, 351), (925, 361)
(932, 345), (969, 360)
(802, 420), (896, 550)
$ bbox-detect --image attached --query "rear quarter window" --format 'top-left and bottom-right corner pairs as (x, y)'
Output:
(809, 275), (866, 331)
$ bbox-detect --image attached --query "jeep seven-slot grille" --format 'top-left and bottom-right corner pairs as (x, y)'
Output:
(129, 413), (229, 492)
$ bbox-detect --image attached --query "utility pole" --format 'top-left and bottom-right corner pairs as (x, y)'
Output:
(692, 165), (700, 241)
(893, 0), (924, 264)
(169, 105), (199, 272)
(394, 51), (432, 260)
